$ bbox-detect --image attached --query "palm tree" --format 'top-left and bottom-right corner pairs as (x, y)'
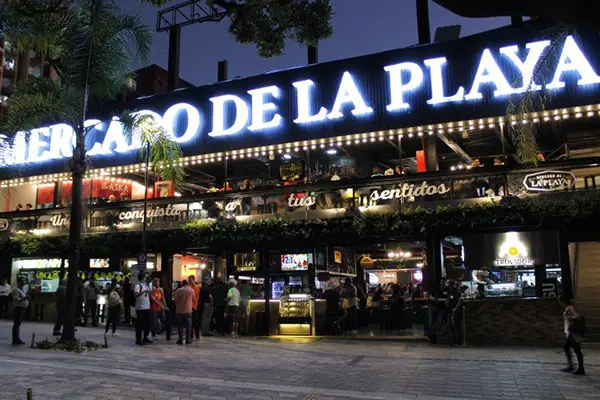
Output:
(1, 0), (183, 342)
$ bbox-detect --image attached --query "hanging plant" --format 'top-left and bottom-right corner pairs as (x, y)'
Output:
(506, 25), (570, 165)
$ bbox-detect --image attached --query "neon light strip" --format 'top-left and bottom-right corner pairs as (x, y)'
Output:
(1, 103), (599, 187)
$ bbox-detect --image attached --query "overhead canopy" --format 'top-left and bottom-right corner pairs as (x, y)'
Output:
(432, 0), (600, 30)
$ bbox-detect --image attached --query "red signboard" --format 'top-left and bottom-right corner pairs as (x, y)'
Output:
(61, 178), (133, 202)
(416, 150), (427, 173)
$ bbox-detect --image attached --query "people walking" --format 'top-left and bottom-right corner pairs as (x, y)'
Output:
(11, 278), (29, 345)
(173, 279), (195, 345)
(560, 295), (586, 375)
(188, 275), (201, 339)
(53, 280), (67, 336)
(150, 278), (168, 338)
(200, 278), (214, 336)
(134, 272), (152, 345)
(82, 279), (98, 327)
(105, 283), (122, 337)
(226, 279), (240, 337)
(0, 277), (11, 318)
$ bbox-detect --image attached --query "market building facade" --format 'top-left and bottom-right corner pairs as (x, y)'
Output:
(1, 23), (600, 344)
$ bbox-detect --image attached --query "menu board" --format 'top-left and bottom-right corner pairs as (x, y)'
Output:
(281, 254), (309, 271)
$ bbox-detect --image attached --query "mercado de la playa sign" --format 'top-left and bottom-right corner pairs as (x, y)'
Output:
(523, 170), (575, 192)
(2, 33), (600, 172)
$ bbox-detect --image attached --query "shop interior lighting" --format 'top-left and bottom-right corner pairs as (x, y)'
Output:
(326, 148), (338, 155)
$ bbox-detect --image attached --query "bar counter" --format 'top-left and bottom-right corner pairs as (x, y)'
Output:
(463, 297), (564, 346)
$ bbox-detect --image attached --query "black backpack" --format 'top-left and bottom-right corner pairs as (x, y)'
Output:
(569, 316), (587, 337)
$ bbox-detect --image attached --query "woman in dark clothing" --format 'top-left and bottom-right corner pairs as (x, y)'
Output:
(322, 281), (341, 335)
(560, 295), (585, 375)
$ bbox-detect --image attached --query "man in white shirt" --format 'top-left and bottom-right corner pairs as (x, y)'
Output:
(12, 278), (29, 345)
(134, 272), (152, 345)
(226, 279), (241, 338)
(0, 277), (11, 318)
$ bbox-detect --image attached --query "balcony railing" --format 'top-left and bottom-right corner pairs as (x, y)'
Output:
(1, 159), (599, 237)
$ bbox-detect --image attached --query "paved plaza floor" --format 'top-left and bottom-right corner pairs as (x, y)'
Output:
(1, 320), (599, 400)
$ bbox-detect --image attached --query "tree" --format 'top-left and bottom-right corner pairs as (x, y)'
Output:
(140, 0), (334, 57)
(0, 0), (182, 342)
(432, 0), (598, 30)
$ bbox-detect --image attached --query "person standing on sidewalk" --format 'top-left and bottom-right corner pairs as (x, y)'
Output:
(226, 279), (240, 337)
(238, 280), (252, 335)
(0, 277), (11, 318)
(446, 280), (464, 345)
(82, 279), (98, 327)
(150, 278), (168, 339)
(560, 295), (586, 375)
(200, 277), (214, 336)
(53, 280), (67, 336)
(341, 278), (358, 334)
(11, 278), (29, 345)
(188, 275), (201, 340)
(173, 279), (195, 345)
(105, 283), (122, 337)
(134, 272), (152, 345)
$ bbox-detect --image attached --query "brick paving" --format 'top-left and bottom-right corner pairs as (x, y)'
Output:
(1, 321), (599, 400)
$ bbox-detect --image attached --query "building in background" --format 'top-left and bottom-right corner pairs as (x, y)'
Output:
(123, 64), (193, 102)
(1, 22), (600, 343)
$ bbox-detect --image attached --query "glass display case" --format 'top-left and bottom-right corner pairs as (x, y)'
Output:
(279, 294), (312, 335)
(485, 282), (522, 297)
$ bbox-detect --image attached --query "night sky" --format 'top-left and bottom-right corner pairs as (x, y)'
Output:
(121, 0), (508, 87)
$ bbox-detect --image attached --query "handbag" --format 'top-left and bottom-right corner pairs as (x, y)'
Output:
(569, 316), (587, 337)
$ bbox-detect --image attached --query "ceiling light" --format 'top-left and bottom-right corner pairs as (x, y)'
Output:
(326, 148), (337, 155)
(283, 153), (292, 160)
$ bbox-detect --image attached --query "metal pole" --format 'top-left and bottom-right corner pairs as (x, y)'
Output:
(416, 0), (431, 45)
(141, 142), (150, 256)
(167, 26), (181, 92)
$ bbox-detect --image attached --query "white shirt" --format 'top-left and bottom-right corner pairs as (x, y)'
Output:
(13, 287), (29, 309)
(227, 287), (240, 307)
(0, 283), (10, 297)
(134, 283), (150, 310)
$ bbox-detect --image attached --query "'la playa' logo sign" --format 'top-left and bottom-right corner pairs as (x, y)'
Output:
(1, 35), (598, 168)
(523, 170), (575, 192)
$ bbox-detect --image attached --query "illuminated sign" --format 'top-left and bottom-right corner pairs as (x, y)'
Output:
(118, 204), (180, 221)
(523, 170), (575, 192)
(1, 35), (599, 170)
(287, 194), (316, 208)
(50, 215), (70, 227)
(16, 258), (64, 269)
(493, 232), (534, 266)
(370, 181), (451, 202)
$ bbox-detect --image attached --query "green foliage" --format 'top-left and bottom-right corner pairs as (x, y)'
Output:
(506, 26), (569, 165)
(138, 0), (334, 58)
(9, 192), (600, 257)
(120, 111), (186, 189)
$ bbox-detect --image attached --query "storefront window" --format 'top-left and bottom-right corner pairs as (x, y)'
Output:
(463, 231), (561, 298)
